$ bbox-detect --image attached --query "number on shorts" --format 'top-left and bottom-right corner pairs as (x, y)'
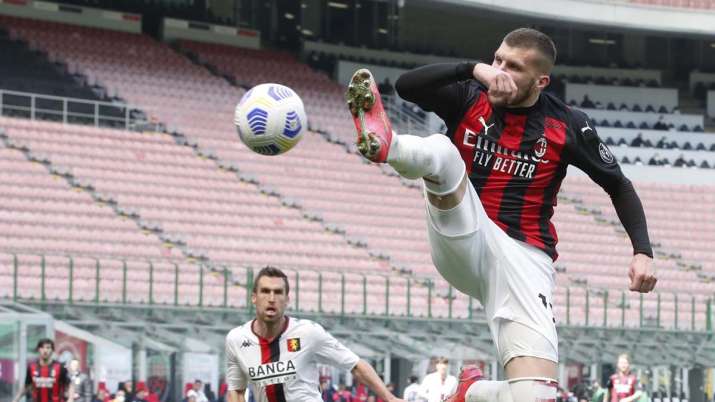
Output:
(538, 293), (556, 324)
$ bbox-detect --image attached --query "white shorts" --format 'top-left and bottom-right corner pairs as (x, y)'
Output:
(425, 181), (558, 367)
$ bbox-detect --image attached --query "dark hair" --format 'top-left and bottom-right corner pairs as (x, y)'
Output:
(252, 266), (289, 295)
(409, 375), (418, 384)
(36, 338), (54, 351)
(503, 28), (557, 72)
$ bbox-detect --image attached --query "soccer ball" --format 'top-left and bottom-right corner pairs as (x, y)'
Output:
(234, 83), (307, 156)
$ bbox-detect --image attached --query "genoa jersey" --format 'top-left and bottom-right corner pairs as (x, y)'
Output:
(444, 82), (627, 260)
(25, 360), (70, 402)
(608, 373), (638, 401)
(225, 317), (359, 402)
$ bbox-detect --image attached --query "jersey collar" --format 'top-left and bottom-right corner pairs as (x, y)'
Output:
(250, 316), (290, 343)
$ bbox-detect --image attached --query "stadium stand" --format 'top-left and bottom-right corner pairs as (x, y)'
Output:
(0, 15), (714, 331)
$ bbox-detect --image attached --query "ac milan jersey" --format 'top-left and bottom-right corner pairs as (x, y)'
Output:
(608, 372), (638, 401)
(450, 81), (624, 260)
(225, 317), (359, 402)
(25, 360), (70, 402)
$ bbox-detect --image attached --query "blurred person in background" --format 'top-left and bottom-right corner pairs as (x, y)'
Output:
(419, 357), (456, 402)
(605, 354), (642, 402)
(92, 383), (110, 402)
(402, 376), (421, 402)
(130, 382), (148, 402)
(12, 339), (75, 402)
(591, 381), (606, 402)
(332, 383), (352, 402)
(187, 380), (208, 402)
(67, 360), (92, 402)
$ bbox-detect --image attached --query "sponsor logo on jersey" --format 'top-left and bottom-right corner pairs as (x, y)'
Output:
(598, 143), (615, 164)
(248, 360), (297, 386)
(287, 338), (301, 352)
(32, 376), (56, 388)
(240, 339), (252, 348)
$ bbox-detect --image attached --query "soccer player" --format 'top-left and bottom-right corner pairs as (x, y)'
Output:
(224, 266), (404, 402)
(605, 354), (642, 402)
(12, 339), (75, 402)
(346, 27), (657, 402)
(419, 358), (457, 402)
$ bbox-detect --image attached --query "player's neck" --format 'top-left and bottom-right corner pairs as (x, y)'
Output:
(38, 357), (52, 366)
(508, 91), (540, 109)
(253, 316), (287, 341)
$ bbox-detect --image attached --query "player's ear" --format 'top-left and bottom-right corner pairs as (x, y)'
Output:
(537, 74), (550, 90)
(251, 291), (257, 305)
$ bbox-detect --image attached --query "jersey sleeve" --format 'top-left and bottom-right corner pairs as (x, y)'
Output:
(225, 334), (247, 391)
(395, 62), (480, 129)
(311, 323), (359, 371)
(566, 109), (653, 257)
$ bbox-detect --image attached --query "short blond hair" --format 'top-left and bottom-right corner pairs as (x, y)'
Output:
(617, 353), (630, 362)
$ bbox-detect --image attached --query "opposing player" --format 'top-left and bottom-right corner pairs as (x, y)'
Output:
(605, 354), (642, 402)
(12, 339), (75, 402)
(346, 28), (657, 402)
(224, 266), (403, 402)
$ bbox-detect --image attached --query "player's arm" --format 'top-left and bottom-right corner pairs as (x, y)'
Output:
(226, 390), (246, 402)
(312, 323), (404, 402)
(224, 335), (248, 402)
(351, 360), (402, 402)
(567, 111), (656, 293)
(394, 62), (474, 126)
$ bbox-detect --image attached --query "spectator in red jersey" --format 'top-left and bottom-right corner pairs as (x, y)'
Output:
(332, 383), (352, 402)
(130, 382), (148, 402)
(92, 384), (110, 402)
(605, 354), (642, 402)
(12, 339), (75, 402)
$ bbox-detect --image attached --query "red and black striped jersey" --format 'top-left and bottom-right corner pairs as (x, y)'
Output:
(25, 360), (70, 402)
(395, 63), (653, 261)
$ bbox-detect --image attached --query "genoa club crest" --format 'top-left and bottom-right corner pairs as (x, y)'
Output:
(287, 338), (301, 352)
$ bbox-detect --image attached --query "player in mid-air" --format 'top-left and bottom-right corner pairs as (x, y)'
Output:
(605, 354), (642, 402)
(346, 28), (657, 402)
(12, 339), (75, 402)
(224, 266), (404, 402)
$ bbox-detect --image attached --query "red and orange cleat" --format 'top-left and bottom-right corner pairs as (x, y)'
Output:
(345, 68), (393, 163)
(442, 366), (484, 402)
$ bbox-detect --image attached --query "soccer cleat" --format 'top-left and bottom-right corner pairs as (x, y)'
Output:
(345, 68), (393, 162)
(442, 366), (484, 402)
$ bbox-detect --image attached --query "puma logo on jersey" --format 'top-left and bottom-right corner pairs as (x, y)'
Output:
(580, 121), (593, 134)
(478, 116), (495, 137)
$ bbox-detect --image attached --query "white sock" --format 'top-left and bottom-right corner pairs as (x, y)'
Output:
(386, 134), (465, 195)
(467, 378), (558, 402)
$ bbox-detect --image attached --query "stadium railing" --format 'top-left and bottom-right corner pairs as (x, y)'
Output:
(0, 89), (160, 131)
(2, 253), (712, 332)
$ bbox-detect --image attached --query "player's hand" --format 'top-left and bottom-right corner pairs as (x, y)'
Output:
(628, 253), (657, 293)
(473, 63), (517, 105)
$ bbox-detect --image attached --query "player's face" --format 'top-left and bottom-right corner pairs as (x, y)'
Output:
(69, 360), (80, 373)
(492, 42), (550, 107)
(617, 357), (630, 373)
(436, 362), (448, 376)
(37, 344), (53, 361)
(252, 276), (289, 323)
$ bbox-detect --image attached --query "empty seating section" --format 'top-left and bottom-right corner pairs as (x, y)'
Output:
(0, 16), (713, 329)
(180, 40), (357, 143)
(0, 141), (180, 261)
